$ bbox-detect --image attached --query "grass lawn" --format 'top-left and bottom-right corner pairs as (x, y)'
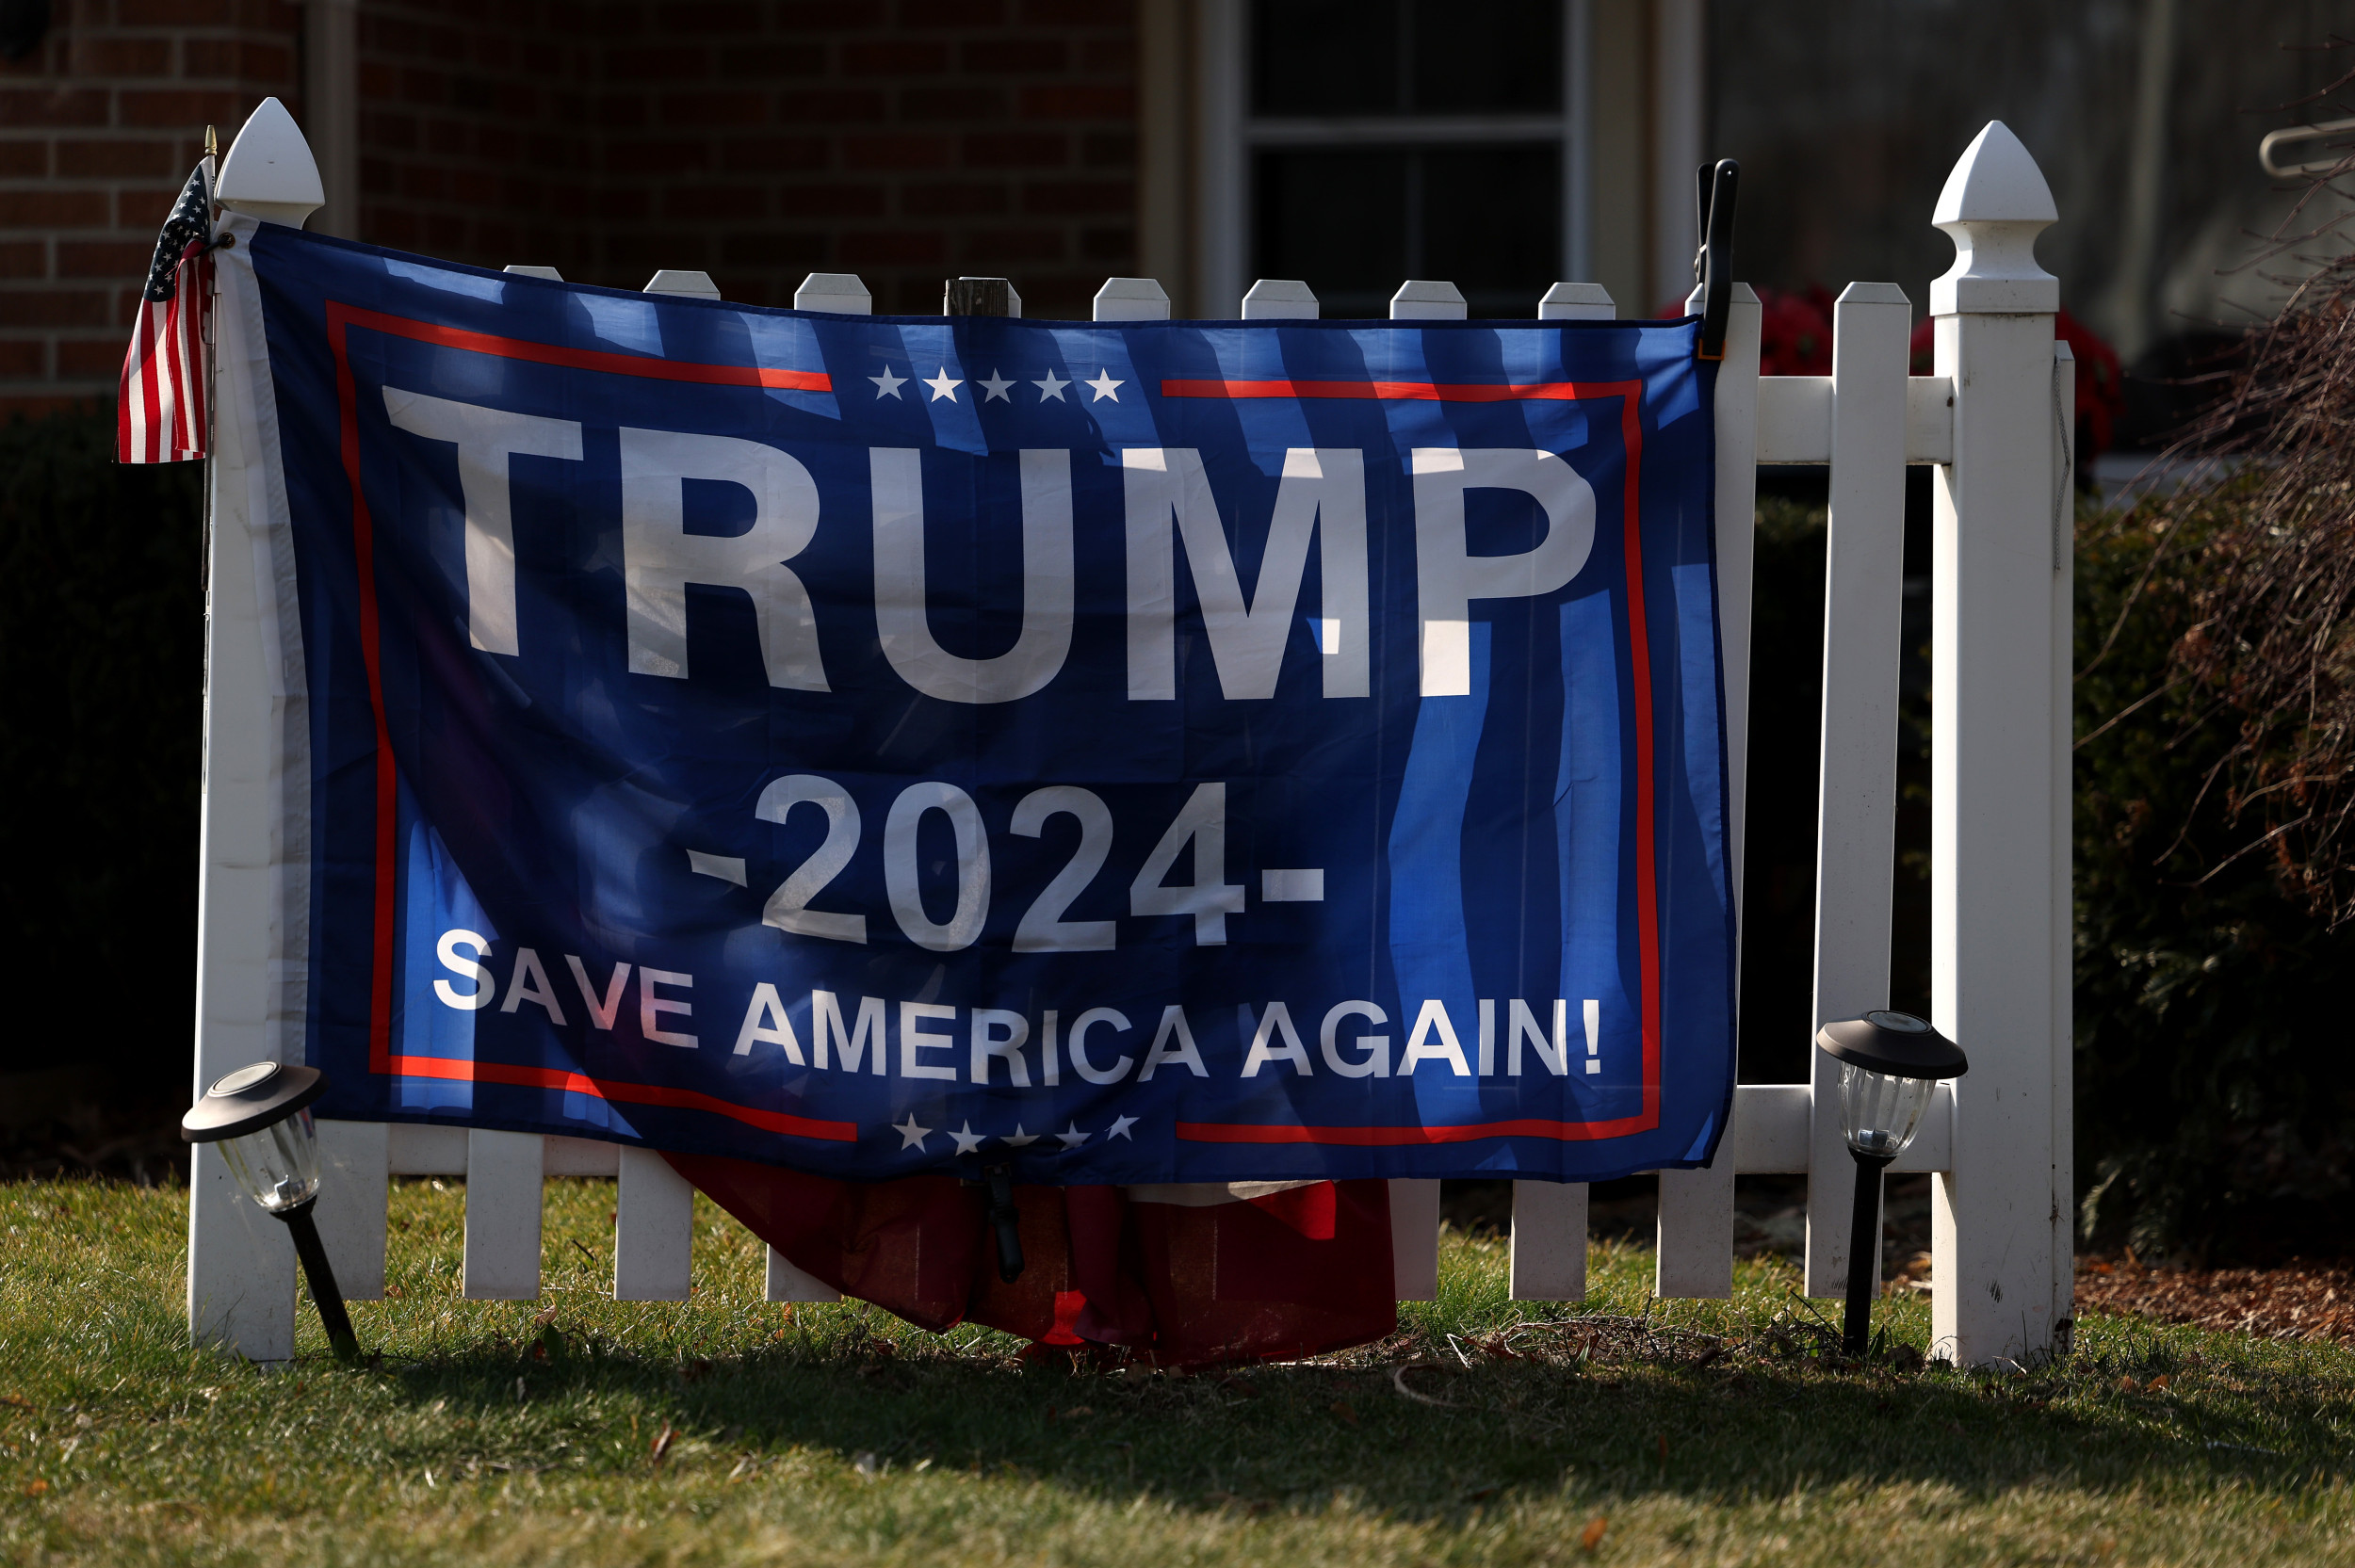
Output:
(3, 1176), (2350, 1565)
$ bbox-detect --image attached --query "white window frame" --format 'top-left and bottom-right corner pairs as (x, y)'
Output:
(1193, 0), (1592, 318)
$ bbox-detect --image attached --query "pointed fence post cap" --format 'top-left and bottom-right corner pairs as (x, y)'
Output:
(795, 273), (871, 315)
(643, 269), (720, 299)
(1930, 121), (2059, 315)
(1389, 279), (1467, 319)
(217, 97), (324, 227)
(1093, 277), (1170, 321)
(1241, 278), (1317, 319)
(1538, 282), (1615, 320)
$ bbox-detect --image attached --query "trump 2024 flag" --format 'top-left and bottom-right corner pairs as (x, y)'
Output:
(218, 220), (1736, 1187)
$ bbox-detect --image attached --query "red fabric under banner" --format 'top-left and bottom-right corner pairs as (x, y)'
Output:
(664, 1154), (1398, 1366)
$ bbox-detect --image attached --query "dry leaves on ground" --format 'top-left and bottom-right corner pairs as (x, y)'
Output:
(2076, 1257), (2355, 1346)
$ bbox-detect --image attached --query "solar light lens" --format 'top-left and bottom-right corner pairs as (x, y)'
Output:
(216, 1104), (321, 1213)
(1838, 1060), (1937, 1158)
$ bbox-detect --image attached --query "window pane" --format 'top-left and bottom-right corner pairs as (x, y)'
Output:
(1253, 0), (1401, 118)
(1420, 144), (1559, 315)
(1253, 149), (1410, 317)
(1408, 0), (1561, 114)
(1253, 144), (1559, 318)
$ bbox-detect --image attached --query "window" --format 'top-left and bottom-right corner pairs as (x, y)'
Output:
(1204, 0), (1585, 318)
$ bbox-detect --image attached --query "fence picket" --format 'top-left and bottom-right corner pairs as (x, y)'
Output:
(462, 1128), (544, 1299)
(314, 1119), (388, 1300)
(1506, 280), (1616, 1299)
(613, 1147), (695, 1301)
(1804, 283), (1914, 1297)
(1241, 278), (1317, 318)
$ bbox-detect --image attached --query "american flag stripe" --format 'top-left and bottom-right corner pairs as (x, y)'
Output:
(118, 159), (215, 465)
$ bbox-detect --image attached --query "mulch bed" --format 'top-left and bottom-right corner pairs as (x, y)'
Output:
(2076, 1256), (2355, 1347)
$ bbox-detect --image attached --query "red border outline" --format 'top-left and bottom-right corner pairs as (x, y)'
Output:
(1161, 374), (1664, 1147)
(326, 300), (854, 1144)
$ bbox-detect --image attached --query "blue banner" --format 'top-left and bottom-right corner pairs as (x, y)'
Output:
(253, 225), (1734, 1184)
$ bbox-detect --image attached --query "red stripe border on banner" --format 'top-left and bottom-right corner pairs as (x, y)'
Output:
(1162, 374), (1667, 1148)
(325, 300), (846, 1142)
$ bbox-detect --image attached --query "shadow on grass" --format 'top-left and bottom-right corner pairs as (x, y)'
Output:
(344, 1322), (2351, 1518)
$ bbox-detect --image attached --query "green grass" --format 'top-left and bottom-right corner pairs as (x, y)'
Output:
(4, 1177), (2351, 1565)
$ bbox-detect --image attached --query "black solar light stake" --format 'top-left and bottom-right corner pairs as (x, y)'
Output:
(1813, 1013), (1969, 1359)
(182, 1061), (360, 1360)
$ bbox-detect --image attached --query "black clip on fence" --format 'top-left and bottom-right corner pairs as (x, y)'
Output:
(1694, 158), (1739, 362)
(981, 1161), (1025, 1283)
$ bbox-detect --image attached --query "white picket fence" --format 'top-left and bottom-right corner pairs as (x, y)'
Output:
(189, 108), (2073, 1367)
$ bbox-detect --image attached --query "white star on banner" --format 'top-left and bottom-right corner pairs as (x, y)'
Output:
(1032, 368), (1069, 401)
(949, 1122), (984, 1156)
(977, 369), (1014, 402)
(869, 366), (905, 399)
(924, 367), (962, 402)
(1000, 1124), (1039, 1147)
(1105, 1115), (1137, 1142)
(1085, 369), (1123, 402)
(1056, 1123), (1089, 1150)
(892, 1114), (931, 1151)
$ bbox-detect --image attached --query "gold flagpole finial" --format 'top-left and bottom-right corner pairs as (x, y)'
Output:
(204, 124), (218, 162)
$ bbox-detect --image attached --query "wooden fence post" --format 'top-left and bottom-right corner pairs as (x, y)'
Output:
(1926, 122), (2068, 1365)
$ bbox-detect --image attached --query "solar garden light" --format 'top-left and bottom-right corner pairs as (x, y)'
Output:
(1814, 1012), (1968, 1359)
(182, 1061), (360, 1361)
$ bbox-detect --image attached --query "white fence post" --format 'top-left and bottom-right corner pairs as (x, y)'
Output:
(1926, 122), (2066, 1365)
(1802, 283), (1913, 1298)
(2050, 339), (2077, 1340)
(187, 98), (325, 1362)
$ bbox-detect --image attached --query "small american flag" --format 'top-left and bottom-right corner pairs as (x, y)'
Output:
(117, 159), (215, 464)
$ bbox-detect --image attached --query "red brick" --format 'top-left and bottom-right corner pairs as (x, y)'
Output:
(0, 394), (104, 418)
(66, 37), (173, 76)
(716, 44), (828, 78)
(56, 337), (127, 379)
(843, 133), (950, 171)
(1018, 83), (1133, 121)
(0, 89), (108, 129)
(0, 339), (44, 378)
(0, 240), (43, 279)
(901, 180), (1008, 217)
(0, 289), (113, 327)
(0, 139), (47, 177)
(0, 189), (106, 227)
(777, 89), (887, 125)
(900, 87), (1004, 121)
(595, 92), (650, 130)
(117, 0), (234, 23)
(606, 138), (714, 176)
(662, 184), (767, 221)
(626, 45), (711, 81)
(57, 138), (176, 178)
(660, 90), (769, 128)
(962, 37), (1067, 73)
(776, 1), (886, 26)
(183, 39), (294, 80)
(721, 136), (828, 174)
(117, 186), (183, 228)
(121, 89), (252, 128)
(667, 1), (763, 30)
(57, 240), (152, 278)
(901, 0), (1005, 23)
(1078, 223), (1133, 262)
(838, 228), (947, 266)
(1077, 36), (1134, 73)
(841, 40), (948, 75)
(1020, 178), (1129, 216)
(1080, 130), (1136, 168)
(964, 131), (1065, 168)
(772, 182), (885, 218)
(958, 226), (1064, 264)
(1019, 0), (1132, 22)
(718, 233), (830, 269)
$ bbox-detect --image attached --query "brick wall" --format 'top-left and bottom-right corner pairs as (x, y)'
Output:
(0, 0), (301, 415)
(0, 0), (1141, 412)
